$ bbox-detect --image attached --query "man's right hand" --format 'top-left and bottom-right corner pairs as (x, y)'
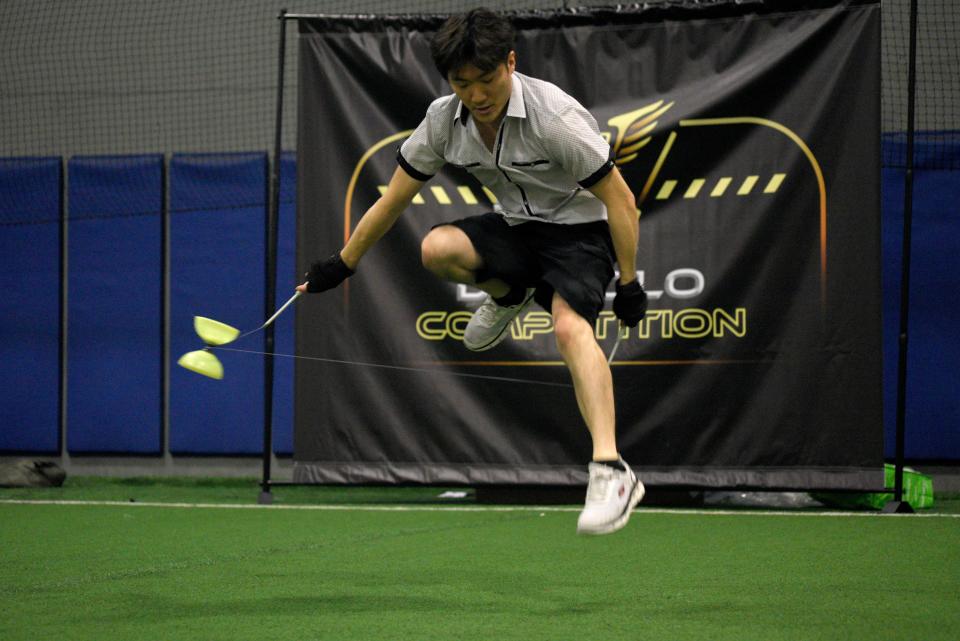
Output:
(613, 279), (647, 327)
(300, 252), (355, 293)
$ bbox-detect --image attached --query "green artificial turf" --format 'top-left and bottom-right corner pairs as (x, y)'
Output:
(1, 480), (959, 641)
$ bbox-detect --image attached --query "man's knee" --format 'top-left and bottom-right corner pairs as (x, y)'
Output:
(552, 296), (593, 352)
(420, 225), (475, 275)
(420, 227), (451, 273)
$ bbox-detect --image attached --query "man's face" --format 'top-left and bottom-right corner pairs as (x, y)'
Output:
(448, 51), (516, 126)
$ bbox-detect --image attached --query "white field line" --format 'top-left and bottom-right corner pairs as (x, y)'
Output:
(1, 498), (958, 518)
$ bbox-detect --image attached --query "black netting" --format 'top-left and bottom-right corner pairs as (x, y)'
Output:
(882, 0), (960, 169)
(0, 0), (567, 161)
(0, 1), (956, 164)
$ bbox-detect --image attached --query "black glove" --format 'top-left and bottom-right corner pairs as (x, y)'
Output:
(305, 253), (354, 293)
(613, 280), (647, 327)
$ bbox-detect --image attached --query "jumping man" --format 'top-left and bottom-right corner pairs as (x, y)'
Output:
(297, 8), (648, 534)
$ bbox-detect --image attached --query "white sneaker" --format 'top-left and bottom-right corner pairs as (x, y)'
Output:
(463, 288), (535, 352)
(576, 459), (645, 535)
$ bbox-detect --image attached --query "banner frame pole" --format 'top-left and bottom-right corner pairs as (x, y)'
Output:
(259, 8), (288, 505)
(884, 0), (918, 515)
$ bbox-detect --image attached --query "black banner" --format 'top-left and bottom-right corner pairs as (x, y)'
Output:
(294, 1), (883, 489)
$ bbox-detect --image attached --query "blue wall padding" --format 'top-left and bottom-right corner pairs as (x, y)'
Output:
(66, 155), (163, 453)
(882, 167), (905, 459)
(881, 138), (960, 459)
(169, 153), (267, 454)
(0, 158), (62, 452)
(903, 170), (960, 458)
(272, 152), (297, 455)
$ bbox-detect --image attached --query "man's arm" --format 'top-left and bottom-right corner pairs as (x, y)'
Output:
(588, 166), (647, 327)
(298, 166), (424, 292)
(342, 166), (424, 268)
(588, 167), (638, 285)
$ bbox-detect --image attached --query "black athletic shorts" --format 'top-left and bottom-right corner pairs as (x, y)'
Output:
(438, 212), (615, 324)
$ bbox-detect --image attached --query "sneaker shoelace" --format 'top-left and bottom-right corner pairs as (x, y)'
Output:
(585, 467), (616, 503)
(474, 297), (499, 326)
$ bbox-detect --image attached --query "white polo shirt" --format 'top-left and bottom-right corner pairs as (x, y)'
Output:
(398, 72), (614, 225)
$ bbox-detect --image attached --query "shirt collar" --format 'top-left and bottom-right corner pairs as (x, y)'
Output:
(454, 73), (527, 126)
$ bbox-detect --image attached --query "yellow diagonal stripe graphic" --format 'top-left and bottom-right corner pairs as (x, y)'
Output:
(711, 178), (732, 197)
(648, 175), (785, 200)
(458, 186), (478, 205)
(656, 180), (677, 200)
(764, 173), (786, 193)
(431, 186), (452, 205)
(684, 179), (705, 199)
(737, 176), (759, 196)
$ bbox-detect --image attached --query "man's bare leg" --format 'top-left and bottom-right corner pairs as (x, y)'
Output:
(553, 292), (644, 534)
(420, 225), (509, 297)
(421, 224), (534, 352)
(551, 293), (618, 461)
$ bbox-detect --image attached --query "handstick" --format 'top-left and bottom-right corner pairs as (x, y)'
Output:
(607, 322), (624, 365)
(261, 290), (301, 330)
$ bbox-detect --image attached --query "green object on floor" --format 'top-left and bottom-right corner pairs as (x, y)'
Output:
(813, 463), (934, 510)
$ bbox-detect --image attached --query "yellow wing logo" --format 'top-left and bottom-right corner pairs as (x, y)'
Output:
(604, 100), (674, 166)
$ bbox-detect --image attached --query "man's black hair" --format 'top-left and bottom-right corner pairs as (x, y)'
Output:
(430, 8), (515, 79)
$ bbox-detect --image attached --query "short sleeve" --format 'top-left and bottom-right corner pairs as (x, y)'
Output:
(398, 113), (446, 181)
(541, 105), (614, 189)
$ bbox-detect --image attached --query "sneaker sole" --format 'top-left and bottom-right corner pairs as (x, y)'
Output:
(576, 477), (645, 536)
(463, 290), (536, 352)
